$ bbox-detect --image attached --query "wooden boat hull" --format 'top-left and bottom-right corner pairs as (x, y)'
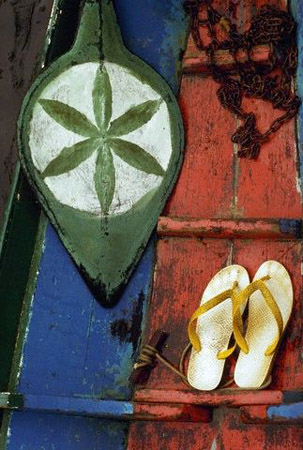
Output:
(0, 0), (303, 448)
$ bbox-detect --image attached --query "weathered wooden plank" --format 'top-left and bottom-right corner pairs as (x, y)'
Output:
(165, 0), (236, 219)
(0, 0), (53, 217)
(241, 403), (303, 424)
(134, 388), (284, 406)
(292, 0), (303, 196)
(129, 0), (303, 447)
(236, 108), (301, 218)
(0, 172), (41, 392)
(8, 226), (153, 398)
(132, 237), (303, 397)
(128, 410), (303, 449)
(0, 393), (212, 422)
(236, 0), (301, 219)
(8, 413), (129, 450)
(139, 237), (231, 391)
(133, 402), (211, 422)
(4, 390), (302, 424)
(165, 74), (235, 218)
(2, 0), (189, 448)
(165, 0), (301, 221)
(183, 42), (272, 74)
(158, 217), (303, 239)
(233, 239), (303, 390)
(128, 421), (217, 450)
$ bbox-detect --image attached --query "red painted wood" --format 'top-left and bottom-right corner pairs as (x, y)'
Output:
(128, 422), (217, 450)
(219, 410), (303, 449)
(241, 405), (303, 424)
(240, 405), (269, 423)
(134, 389), (283, 406)
(133, 403), (211, 422)
(165, 74), (235, 218)
(133, 239), (303, 392)
(128, 410), (303, 450)
(183, 43), (271, 74)
(128, 0), (303, 447)
(166, 0), (301, 221)
(236, 107), (301, 218)
(141, 237), (231, 391)
(236, 0), (301, 219)
(233, 239), (303, 390)
(158, 217), (301, 239)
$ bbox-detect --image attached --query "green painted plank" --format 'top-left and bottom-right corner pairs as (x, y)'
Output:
(0, 171), (41, 391)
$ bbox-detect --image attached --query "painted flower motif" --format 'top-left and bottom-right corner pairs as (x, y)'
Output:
(39, 64), (165, 214)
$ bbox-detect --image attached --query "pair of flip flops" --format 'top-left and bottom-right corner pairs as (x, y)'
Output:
(187, 261), (293, 390)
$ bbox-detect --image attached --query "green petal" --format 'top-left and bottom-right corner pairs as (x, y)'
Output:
(93, 65), (112, 131)
(42, 138), (100, 178)
(107, 99), (162, 137)
(108, 138), (165, 176)
(39, 99), (100, 137)
(94, 144), (116, 215)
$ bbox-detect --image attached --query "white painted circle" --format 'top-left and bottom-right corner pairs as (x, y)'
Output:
(29, 62), (173, 216)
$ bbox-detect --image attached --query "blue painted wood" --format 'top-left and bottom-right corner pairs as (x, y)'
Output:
(279, 219), (302, 239)
(267, 403), (303, 421)
(23, 396), (134, 419)
(114, 0), (189, 93)
(8, 413), (129, 450)
(17, 225), (154, 399)
(291, 0), (303, 192)
(5, 1), (188, 449)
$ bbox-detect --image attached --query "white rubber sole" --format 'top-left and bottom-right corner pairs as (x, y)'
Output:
(234, 261), (293, 389)
(187, 265), (250, 391)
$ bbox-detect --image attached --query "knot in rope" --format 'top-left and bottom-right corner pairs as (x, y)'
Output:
(133, 344), (158, 370)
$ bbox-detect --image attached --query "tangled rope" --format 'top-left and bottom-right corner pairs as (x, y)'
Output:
(133, 343), (191, 385)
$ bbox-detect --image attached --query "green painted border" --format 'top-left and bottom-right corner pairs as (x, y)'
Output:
(7, 215), (48, 394)
(18, 0), (184, 305)
(0, 172), (42, 392)
(0, 214), (47, 450)
(0, 164), (21, 255)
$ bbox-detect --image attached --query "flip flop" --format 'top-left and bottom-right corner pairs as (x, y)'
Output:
(234, 261), (293, 389)
(187, 265), (250, 391)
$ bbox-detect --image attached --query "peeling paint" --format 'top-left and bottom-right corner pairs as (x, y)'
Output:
(211, 437), (217, 450)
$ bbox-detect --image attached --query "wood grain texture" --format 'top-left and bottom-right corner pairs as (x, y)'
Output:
(128, 409), (303, 449)
(1, 1), (190, 448)
(129, 0), (303, 446)
(157, 217), (303, 240)
(134, 388), (284, 406)
(165, 0), (301, 221)
(165, 75), (235, 218)
(241, 403), (303, 424)
(233, 239), (303, 390)
(0, 0), (53, 218)
(135, 238), (303, 393)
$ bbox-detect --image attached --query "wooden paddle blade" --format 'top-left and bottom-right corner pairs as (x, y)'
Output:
(18, 0), (184, 306)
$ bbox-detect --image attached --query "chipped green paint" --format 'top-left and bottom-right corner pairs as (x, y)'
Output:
(18, 0), (184, 306)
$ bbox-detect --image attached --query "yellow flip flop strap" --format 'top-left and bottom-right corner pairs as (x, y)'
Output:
(217, 291), (245, 359)
(233, 276), (284, 356)
(231, 288), (249, 354)
(188, 284), (238, 354)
